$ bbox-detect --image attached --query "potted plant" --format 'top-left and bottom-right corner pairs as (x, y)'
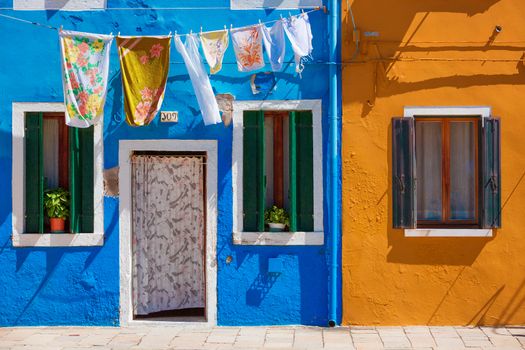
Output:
(44, 188), (70, 233)
(264, 206), (290, 232)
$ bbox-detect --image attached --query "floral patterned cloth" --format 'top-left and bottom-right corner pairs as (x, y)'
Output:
(200, 29), (229, 74)
(231, 26), (265, 72)
(117, 36), (171, 126)
(60, 30), (113, 128)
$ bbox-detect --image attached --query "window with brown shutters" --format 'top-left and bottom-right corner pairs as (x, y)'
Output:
(392, 116), (501, 230)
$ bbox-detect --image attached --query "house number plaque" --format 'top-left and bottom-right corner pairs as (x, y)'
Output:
(160, 111), (178, 123)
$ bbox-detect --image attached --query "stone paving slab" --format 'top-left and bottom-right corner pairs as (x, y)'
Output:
(1, 326), (525, 349)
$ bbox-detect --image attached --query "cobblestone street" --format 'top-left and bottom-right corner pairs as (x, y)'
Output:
(0, 326), (525, 349)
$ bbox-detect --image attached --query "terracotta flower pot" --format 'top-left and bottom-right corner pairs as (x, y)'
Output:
(49, 218), (65, 233)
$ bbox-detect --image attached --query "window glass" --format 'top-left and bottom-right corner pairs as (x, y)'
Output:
(449, 121), (477, 220)
(416, 121), (442, 221)
(43, 118), (60, 189)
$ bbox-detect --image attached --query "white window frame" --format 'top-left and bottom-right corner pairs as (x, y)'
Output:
(118, 139), (218, 326)
(231, 0), (322, 10)
(404, 106), (493, 238)
(232, 99), (324, 246)
(13, 0), (106, 10)
(12, 103), (104, 247)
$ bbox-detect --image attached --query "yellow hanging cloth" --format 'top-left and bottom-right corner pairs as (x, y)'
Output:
(200, 30), (229, 74)
(117, 36), (171, 126)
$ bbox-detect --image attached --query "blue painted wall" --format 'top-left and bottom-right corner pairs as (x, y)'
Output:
(0, 0), (339, 326)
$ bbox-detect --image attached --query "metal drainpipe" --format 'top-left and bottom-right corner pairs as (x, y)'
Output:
(328, 0), (341, 327)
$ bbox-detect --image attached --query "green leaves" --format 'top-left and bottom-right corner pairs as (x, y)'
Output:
(44, 188), (70, 219)
(264, 206), (290, 227)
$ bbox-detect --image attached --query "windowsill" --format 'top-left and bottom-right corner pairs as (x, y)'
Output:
(405, 229), (493, 238)
(232, 231), (324, 246)
(12, 232), (104, 247)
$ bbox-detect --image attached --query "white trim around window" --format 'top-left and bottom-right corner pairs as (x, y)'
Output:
(403, 105), (493, 238)
(11, 102), (104, 247)
(232, 99), (324, 246)
(118, 139), (218, 327)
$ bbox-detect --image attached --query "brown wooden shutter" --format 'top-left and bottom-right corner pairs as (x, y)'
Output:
(392, 117), (416, 229)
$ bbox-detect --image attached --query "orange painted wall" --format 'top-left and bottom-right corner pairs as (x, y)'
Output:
(341, 0), (525, 325)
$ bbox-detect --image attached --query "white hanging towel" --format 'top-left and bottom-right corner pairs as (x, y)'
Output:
(230, 26), (265, 72)
(283, 13), (313, 73)
(174, 34), (222, 126)
(261, 20), (286, 72)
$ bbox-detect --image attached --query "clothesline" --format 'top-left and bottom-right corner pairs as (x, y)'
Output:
(0, 7), (321, 37)
(0, 6), (324, 11)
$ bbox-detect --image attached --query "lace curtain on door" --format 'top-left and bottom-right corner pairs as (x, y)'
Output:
(132, 155), (205, 316)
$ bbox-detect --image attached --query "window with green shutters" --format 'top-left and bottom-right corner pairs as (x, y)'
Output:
(24, 112), (95, 234)
(243, 110), (314, 232)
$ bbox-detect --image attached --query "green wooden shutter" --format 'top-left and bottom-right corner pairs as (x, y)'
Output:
(482, 117), (501, 228)
(69, 126), (94, 233)
(25, 112), (44, 233)
(392, 117), (416, 229)
(243, 111), (265, 232)
(295, 111), (314, 232)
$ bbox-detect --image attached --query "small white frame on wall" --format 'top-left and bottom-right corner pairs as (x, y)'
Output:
(403, 106), (493, 238)
(13, 0), (106, 10)
(232, 99), (324, 246)
(11, 102), (104, 247)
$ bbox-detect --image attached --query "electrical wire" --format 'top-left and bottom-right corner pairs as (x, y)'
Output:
(1, 10), (523, 65)
(0, 6), (320, 11)
(0, 8), (321, 37)
(345, 0), (359, 61)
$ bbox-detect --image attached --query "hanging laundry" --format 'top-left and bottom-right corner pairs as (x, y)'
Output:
(200, 29), (229, 74)
(175, 34), (222, 126)
(59, 30), (113, 128)
(283, 13), (314, 73)
(261, 20), (286, 72)
(231, 26), (265, 72)
(117, 36), (170, 126)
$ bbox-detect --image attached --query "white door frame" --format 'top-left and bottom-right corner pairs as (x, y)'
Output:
(119, 139), (218, 326)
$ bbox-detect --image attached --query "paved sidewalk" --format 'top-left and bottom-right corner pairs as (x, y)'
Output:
(0, 325), (525, 349)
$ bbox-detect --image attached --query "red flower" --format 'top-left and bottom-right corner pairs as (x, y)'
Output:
(78, 103), (88, 115)
(77, 57), (88, 67)
(150, 43), (164, 58)
(140, 55), (149, 65)
(78, 91), (89, 103)
(78, 42), (89, 54)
